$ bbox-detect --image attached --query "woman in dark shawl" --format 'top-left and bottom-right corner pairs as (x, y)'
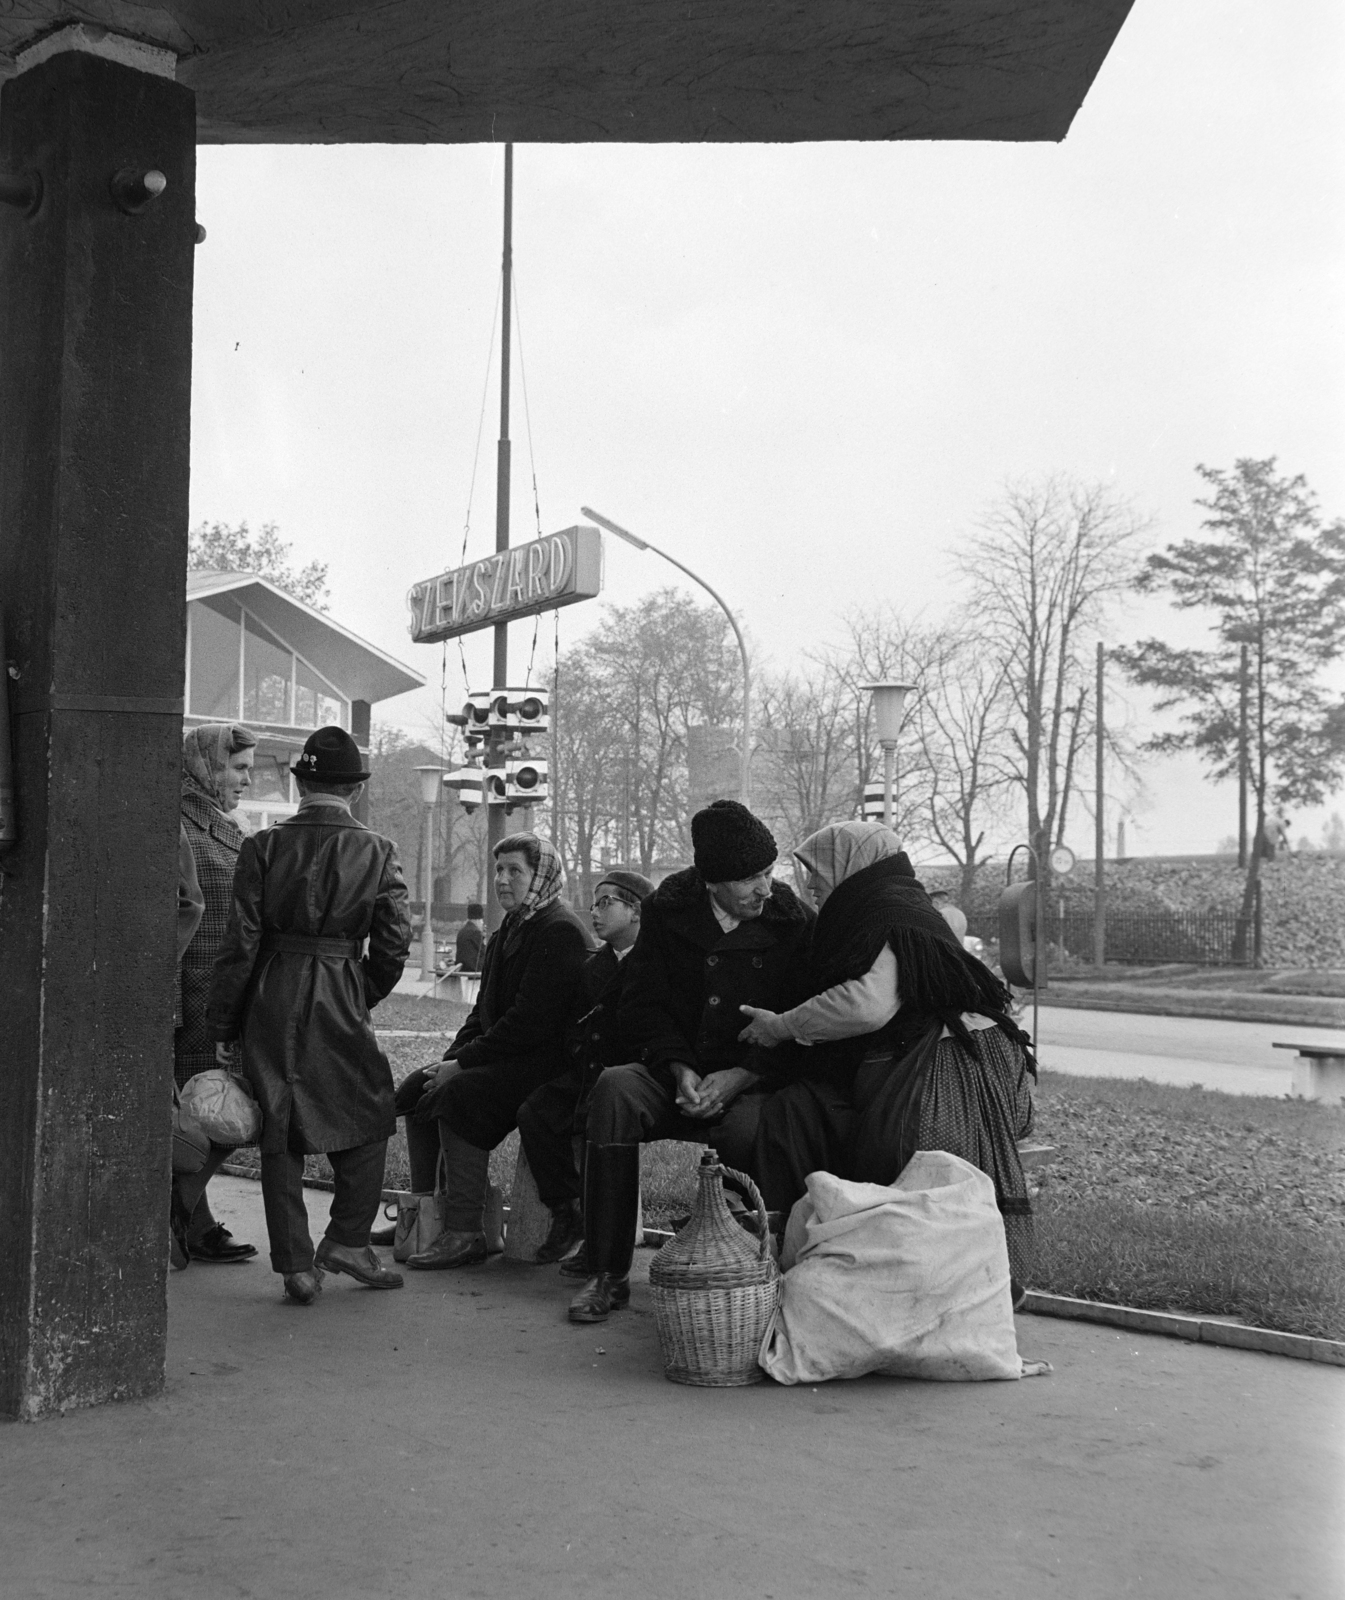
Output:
(742, 820), (1036, 1289)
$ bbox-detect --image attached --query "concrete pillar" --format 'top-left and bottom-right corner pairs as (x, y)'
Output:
(0, 47), (196, 1419)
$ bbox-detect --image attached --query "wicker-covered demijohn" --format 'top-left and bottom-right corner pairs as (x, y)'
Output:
(649, 1153), (780, 1387)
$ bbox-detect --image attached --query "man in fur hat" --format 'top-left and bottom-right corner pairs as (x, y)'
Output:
(567, 801), (815, 1323)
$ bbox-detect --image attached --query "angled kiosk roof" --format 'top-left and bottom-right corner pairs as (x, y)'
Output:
(0, 2), (1134, 145)
(187, 571), (425, 707)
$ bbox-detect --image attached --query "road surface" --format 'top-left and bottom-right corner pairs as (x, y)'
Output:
(1033, 1005), (1345, 1097)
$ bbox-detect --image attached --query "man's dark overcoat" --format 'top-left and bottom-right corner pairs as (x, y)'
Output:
(618, 867), (814, 1088)
(207, 807), (411, 1155)
(442, 898), (593, 1073)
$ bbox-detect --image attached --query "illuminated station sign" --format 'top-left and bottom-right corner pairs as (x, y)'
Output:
(408, 524), (604, 645)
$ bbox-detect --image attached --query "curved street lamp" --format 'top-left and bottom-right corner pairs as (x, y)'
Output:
(582, 506), (752, 806)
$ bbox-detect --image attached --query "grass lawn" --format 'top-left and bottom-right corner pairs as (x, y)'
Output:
(225, 997), (1345, 1338)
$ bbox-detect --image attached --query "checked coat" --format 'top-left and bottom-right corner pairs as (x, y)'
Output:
(176, 789), (246, 1088)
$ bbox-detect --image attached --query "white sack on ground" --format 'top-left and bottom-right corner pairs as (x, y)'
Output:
(760, 1151), (1032, 1384)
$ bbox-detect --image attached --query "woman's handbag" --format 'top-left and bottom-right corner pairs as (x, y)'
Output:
(178, 1068), (262, 1148)
(171, 1085), (210, 1175)
(391, 1152), (504, 1261)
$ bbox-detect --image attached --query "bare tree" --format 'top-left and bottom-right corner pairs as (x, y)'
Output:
(754, 660), (860, 853)
(957, 477), (1150, 871)
(913, 630), (1014, 901)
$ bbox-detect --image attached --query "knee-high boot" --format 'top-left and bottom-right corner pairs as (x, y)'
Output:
(406, 1126), (491, 1271)
(567, 1143), (639, 1323)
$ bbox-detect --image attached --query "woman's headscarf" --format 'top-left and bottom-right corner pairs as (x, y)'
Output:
(182, 723), (256, 812)
(500, 834), (566, 957)
(794, 820), (905, 905)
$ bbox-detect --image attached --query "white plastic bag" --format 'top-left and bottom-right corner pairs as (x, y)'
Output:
(178, 1069), (262, 1148)
(760, 1151), (1032, 1384)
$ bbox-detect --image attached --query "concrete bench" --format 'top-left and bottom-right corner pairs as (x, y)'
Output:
(1271, 1042), (1345, 1104)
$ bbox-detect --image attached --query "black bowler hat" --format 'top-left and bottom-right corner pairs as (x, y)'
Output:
(291, 726), (371, 782)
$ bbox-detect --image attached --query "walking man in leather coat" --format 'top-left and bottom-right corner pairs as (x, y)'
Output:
(208, 726), (412, 1306)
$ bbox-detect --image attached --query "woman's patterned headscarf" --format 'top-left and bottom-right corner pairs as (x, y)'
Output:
(182, 723), (257, 813)
(499, 834), (566, 956)
(794, 820), (904, 906)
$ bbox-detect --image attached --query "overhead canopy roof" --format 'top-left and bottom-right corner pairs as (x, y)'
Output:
(0, 1), (1134, 145)
(187, 571), (424, 707)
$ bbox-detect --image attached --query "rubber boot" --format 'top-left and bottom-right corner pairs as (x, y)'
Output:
(568, 1143), (639, 1323)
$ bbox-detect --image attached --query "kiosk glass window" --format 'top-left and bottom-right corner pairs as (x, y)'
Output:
(243, 613), (293, 726)
(188, 599), (241, 719)
(248, 753), (292, 804)
(295, 659), (348, 730)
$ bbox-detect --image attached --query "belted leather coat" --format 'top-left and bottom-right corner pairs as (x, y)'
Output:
(618, 866), (815, 1087)
(206, 804), (412, 1155)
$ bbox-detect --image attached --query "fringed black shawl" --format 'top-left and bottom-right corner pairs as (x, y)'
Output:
(805, 854), (1030, 1089)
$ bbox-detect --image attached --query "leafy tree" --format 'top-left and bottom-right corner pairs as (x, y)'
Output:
(957, 476), (1149, 873)
(1114, 458), (1345, 956)
(188, 520), (330, 611)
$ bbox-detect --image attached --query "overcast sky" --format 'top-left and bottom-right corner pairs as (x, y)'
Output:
(189, 0), (1344, 859)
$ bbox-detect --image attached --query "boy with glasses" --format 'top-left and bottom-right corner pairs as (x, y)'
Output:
(516, 869), (655, 1267)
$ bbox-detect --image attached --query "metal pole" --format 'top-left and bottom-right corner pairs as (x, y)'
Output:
(882, 743), (895, 830)
(1094, 640), (1105, 970)
(420, 797), (436, 981)
(486, 143), (514, 931)
(1237, 642), (1249, 868)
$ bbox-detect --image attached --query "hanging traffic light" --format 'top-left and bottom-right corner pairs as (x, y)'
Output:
(506, 756), (548, 806)
(463, 691), (492, 731)
(442, 766), (484, 814)
(488, 686), (549, 734)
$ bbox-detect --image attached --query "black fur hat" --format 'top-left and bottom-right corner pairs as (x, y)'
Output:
(691, 800), (777, 884)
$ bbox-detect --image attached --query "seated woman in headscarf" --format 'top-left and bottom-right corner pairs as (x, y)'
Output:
(393, 832), (593, 1270)
(740, 820), (1036, 1291)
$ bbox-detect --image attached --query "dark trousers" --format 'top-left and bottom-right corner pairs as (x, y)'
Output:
(751, 1079), (857, 1215)
(517, 1070), (585, 1210)
(397, 1056), (565, 1194)
(585, 1061), (766, 1173)
(259, 1129), (387, 1275)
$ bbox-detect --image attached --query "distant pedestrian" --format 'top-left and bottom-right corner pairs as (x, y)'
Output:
(455, 901), (486, 972)
(207, 726), (412, 1306)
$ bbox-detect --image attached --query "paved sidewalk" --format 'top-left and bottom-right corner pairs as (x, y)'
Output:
(2, 1176), (1342, 1600)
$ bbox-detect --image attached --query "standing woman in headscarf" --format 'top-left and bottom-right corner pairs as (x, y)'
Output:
(741, 820), (1037, 1292)
(391, 832), (593, 1269)
(174, 722), (260, 1266)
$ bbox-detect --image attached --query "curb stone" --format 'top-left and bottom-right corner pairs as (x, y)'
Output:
(1021, 1290), (1345, 1367)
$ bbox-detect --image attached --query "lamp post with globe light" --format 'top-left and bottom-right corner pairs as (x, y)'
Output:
(861, 682), (916, 829)
(582, 507), (752, 806)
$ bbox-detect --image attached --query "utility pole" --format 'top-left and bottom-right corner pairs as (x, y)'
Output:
(486, 143), (514, 931)
(1094, 641), (1105, 971)
(1237, 642), (1249, 867)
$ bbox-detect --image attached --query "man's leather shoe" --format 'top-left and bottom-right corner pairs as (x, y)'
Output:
(558, 1242), (589, 1279)
(314, 1240), (405, 1289)
(406, 1229), (488, 1270)
(188, 1223), (257, 1263)
(283, 1269), (323, 1305)
(568, 1272), (630, 1323)
(533, 1200), (584, 1266)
